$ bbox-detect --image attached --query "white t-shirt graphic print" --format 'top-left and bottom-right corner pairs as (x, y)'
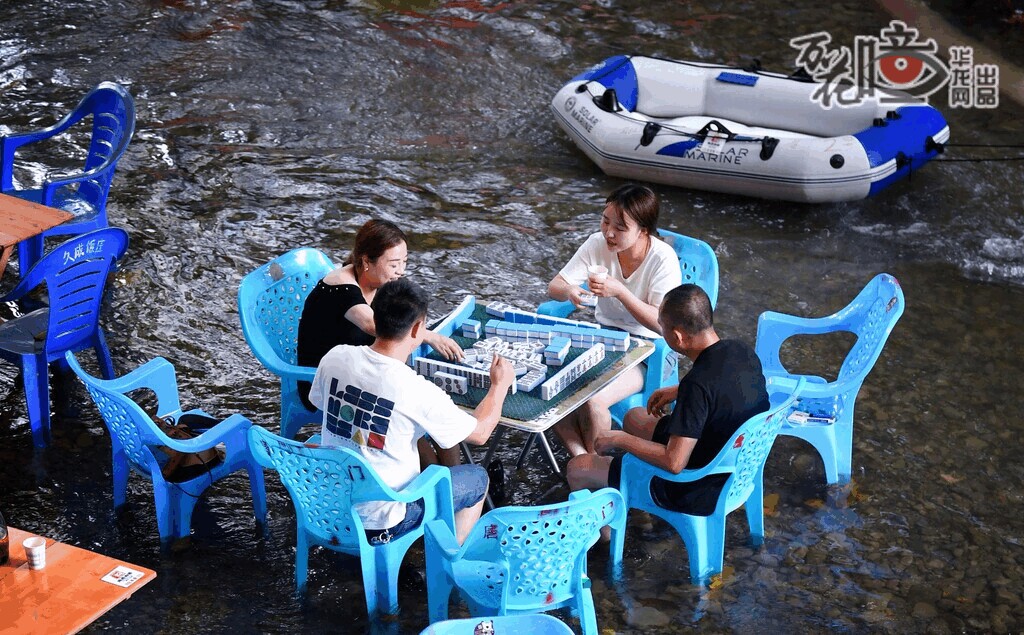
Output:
(309, 345), (476, 530)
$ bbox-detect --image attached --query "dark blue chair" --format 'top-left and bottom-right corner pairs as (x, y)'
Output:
(0, 82), (135, 274)
(0, 227), (128, 447)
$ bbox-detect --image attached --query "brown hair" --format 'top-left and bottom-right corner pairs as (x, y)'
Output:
(346, 219), (408, 279)
(606, 183), (659, 236)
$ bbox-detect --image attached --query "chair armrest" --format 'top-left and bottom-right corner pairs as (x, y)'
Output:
(159, 413), (252, 453)
(38, 163), (116, 198)
(620, 452), (731, 485)
(424, 519), (462, 561)
(394, 465), (455, 528)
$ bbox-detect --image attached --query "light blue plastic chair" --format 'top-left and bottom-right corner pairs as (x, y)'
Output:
(0, 82), (135, 273)
(420, 614), (574, 635)
(238, 247), (334, 439)
(755, 273), (905, 485)
(424, 488), (625, 635)
(248, 426), (456, 616)
(537, 230), (719, 425)
(66, 352), (268, 545)
(610, 378), (805, 585)
(0, 227), (128, 447)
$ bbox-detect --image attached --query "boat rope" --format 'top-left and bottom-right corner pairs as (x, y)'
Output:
(928, 137), (1024, 162)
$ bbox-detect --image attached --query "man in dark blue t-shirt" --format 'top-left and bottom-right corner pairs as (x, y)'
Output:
(567, 284), (769, 516)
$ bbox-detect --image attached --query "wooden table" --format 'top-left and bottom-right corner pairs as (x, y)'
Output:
(0, 527), (156, 634)
(0, 192), (73, 280)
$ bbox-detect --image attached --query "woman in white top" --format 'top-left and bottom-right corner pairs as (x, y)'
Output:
(547, 184), (682, 457)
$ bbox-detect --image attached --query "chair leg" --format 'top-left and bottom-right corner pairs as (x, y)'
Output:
(112, 449), (130, 510)
(295, 531), (310, 593)
(360, 548), (382, 618)
(425, 560), (453, 623)
(746, 477), (766, 546)
(578, 583), (599, 635)
(833, 418), (854, 485)
(153, 482), (178, 544)
(94, 330), (116, 379)
(609, 510), (627, 580)
(22, 355), (51, 448)
(373, 546), (403, 615)
(175, 487), (200, 541)
(247, 463), (268, 526)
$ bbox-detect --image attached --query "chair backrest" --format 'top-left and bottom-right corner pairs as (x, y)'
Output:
(238, 248), (334, 371)
(249, 426), (400, 548)
(77, 83), (136, 206)
(459, 488), (623, 611)
(836, 273), (905, 383)
(16, 227), (129, 355)
(722, 379), (802, 511)
(65, 351), (168, 473)
(660, 229), (719, 309)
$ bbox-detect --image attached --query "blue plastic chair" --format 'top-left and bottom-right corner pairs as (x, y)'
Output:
(537, 230), (719, 425)
(0, 227), (128, 447)
(420, 614), (574, 635)
(248, 426), (456, 616)
(755, 273), (905, 485)
(424, 488), (625, 635)
(66, 352), (268, 545)
(1, 82), (135, 273)
(610, 377), (805, 585)
(238, 247), (334, 439)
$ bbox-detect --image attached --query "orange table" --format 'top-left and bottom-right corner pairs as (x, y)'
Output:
(0, 527), (156, 634)
(0, 192), (73, 280)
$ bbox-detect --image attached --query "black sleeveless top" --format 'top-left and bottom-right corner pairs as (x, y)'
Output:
(297, 281), (374, 408)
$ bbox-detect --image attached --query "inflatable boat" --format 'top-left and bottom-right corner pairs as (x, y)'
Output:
(551, 55), (950, 203)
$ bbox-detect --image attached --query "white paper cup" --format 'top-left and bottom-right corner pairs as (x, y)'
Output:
(587, 264), (608, 283)
(23, 536), (46, 570)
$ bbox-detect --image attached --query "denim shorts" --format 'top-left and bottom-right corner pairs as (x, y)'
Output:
(365, 464), (487, 545)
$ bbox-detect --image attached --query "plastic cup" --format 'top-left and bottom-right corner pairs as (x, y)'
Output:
(23, 536), (45, 570)
(587, 264), (608, 283)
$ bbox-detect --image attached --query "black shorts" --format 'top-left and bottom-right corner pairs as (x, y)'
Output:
(609, 447), (729, 518)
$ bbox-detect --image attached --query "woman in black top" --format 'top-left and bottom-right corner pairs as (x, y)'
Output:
(297, 219), (464, 410)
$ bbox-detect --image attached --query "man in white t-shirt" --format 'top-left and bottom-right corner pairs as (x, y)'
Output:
(309, 278), (515, 545)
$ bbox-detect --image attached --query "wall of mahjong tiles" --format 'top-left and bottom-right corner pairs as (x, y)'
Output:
(421, 305), (632, 421)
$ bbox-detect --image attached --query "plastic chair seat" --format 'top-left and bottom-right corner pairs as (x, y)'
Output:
(0, 308), (49, 354)
(11, 187), (101, 222)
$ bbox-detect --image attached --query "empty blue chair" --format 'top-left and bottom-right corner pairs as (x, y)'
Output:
(66, 352), (268, 545)
(248, 426), (456, 616)
(1, 82), (135, 273)
(238, 247), (334, 439)
(0, 227), (128, 446)
(755, 273), (905, 485)
(537, 230), (719, 426)
(610, 378), (804, 585)
(420, 614), (574, 635)
(424, 488), (625, 635)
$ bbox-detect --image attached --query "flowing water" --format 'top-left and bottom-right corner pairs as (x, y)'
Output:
(1, 1), (1023, 632)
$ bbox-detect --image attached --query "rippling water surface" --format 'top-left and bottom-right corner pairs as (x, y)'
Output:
(2, 1), (1023, 633)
